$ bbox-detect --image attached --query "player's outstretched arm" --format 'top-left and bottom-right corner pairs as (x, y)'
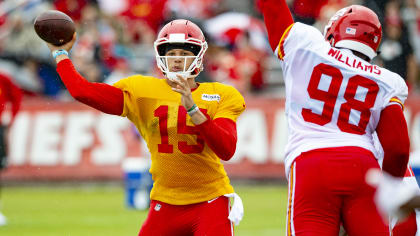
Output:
(376, 104), (410, 177)
(261, 0), (294, 51)
(47, 33), (124, 116)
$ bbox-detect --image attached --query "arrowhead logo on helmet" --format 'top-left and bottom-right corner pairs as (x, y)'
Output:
(324, 5), (382, 60)
(154, 19), (208, 79)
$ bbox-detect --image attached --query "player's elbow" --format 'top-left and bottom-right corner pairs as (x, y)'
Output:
(71, 92), (87, 103)
(216, 141), (237, 161)
(217, 149), (235, 161)
(68, 87), (91, 104)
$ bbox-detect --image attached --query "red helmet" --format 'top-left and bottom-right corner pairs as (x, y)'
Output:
(324, 5), (382, 60)
(154, 19), (208, 79)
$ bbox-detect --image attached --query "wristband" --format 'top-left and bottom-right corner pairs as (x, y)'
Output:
(52, 49), (69, 59)
(187, 104), (199, 116)
(187, 104), (197, 113)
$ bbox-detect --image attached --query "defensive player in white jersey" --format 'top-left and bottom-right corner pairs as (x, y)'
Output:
(262, 0), (410, 235)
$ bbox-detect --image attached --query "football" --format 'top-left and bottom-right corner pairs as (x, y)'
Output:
(34, 10), (75, 46)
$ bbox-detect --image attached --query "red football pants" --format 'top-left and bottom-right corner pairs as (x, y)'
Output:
(286, 146), (389, 236)
(138, 196), (233, 236)
(392, 211), (417, 236)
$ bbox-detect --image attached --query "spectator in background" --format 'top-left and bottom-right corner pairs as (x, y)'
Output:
(0, 0), (61, 97)
(0, 72), (22, 226)
(206, 44), (239, 86)
(120, 0), (168, 33)
(203, 12), (270, 94)
(205, 35), (267, 94)
(103, 58), (134, 85)
(53, 0), (88, 22)
(167, 0), (224, 20)
(401, 0), (420, 85)
(379, 1), (418, 90)
(314, 0), (346, 31)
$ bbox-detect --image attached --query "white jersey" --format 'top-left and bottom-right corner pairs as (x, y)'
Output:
(276, 23), (408, 177)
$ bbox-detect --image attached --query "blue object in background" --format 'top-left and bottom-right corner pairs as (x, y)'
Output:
(411, 168), (420, 187)
(122, 158), (153, 210)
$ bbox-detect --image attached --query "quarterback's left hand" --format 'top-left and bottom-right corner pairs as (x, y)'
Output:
(170, 74), (195, 110)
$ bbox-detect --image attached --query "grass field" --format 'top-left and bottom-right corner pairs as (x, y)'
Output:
(0, 184), (288, 236)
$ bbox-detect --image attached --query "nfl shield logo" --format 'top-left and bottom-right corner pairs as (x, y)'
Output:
(346, 27), (356, 35)
(154, 203), (161, 211)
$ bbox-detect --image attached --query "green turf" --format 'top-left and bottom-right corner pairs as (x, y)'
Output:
(0, 184), (287, 236)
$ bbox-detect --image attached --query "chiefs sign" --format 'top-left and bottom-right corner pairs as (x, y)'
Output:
(4, 95), (420, 180)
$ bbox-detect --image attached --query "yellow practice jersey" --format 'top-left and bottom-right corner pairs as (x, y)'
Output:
(114, 75), (246, 205)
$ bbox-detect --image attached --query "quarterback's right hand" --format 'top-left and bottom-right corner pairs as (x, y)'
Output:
(47, 32), (77, 62)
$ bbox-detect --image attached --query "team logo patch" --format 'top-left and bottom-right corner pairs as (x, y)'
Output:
(154, 203), (161, 211)
(202, 94), (221, 102)
(346, 27), (356, 35)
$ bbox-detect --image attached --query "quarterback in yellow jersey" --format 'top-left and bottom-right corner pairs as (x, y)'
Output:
(45, 19), (245, 236)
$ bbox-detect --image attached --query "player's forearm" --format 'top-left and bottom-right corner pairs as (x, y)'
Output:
(56, 59), (124, 115)
(195, 117), (237, 161)
(261, 0), (294, 51)
(189, 110), (208, 125)
(377, 104), (410, 177)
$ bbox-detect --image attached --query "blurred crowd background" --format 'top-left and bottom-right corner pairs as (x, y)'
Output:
(0, 0), (419, 100)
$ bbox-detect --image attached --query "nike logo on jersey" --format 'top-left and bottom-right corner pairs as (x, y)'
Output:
(202, 94), (220, 102)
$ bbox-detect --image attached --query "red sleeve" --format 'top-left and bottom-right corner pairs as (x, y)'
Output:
(56, 59), (124, 115)
(261, 0), (294, 51)
(9, 79), (22, 122)
(0, 73), (22, 123)
(0, 74), (22, 123)
(376, 104), (410, 177)
(195, 116), (237, 161)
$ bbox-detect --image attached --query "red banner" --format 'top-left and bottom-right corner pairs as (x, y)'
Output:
(4, 95), (420, 180)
